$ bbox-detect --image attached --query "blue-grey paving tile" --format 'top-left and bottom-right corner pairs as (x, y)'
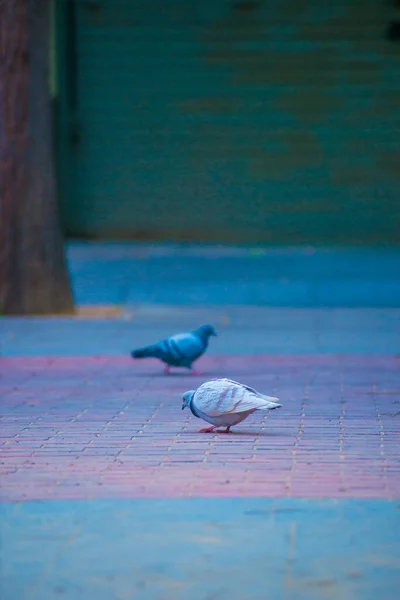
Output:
(1, 308), (400, 356)
(66, 243), (400, 308)
(1, 499), (399, 600)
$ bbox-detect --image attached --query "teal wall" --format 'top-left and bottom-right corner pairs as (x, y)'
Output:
(57, 0), (400, 244)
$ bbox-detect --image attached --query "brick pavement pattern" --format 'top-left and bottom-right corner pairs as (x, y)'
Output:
(1, 354), (399, 502)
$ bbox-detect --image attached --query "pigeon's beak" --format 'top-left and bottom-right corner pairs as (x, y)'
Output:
(212, 330), (217, 336)
(181, 403), (185, 410)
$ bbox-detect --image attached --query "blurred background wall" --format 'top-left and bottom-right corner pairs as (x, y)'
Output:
(54, 0), (400, 245)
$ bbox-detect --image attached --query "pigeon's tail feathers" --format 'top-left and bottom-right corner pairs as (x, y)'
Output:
(258, 394), (282, 410)
(268, 401), (282, 410)
(131, 345), (158, 359)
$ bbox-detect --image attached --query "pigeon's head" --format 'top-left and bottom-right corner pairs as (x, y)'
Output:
(182, 390), (195, 411)
(196, 324), (217, 339)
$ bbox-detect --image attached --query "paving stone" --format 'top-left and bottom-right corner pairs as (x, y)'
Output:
(1, 354), (399, 502)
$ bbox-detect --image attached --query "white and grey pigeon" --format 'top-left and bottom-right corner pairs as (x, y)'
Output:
(131, 324), (217, 375)
(182, 378), (282, 433)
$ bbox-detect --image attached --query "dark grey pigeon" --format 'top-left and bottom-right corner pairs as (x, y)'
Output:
(131, 324), (217, 375)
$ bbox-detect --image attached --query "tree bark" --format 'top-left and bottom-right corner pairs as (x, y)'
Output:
(0, 0), (74, 315)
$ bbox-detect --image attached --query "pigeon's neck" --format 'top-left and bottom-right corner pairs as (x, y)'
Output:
(193, 329), (209, 345)
(188, 395), (201, 419)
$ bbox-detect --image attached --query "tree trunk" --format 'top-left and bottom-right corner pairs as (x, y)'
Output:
(0, 0), (74, 315)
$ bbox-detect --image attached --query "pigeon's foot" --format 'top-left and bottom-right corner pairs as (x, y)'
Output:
(199, 426), (216, 433)
(216, 426), (232, 434)
(191, 369), (201, 376)
(163, 366), (171, 375)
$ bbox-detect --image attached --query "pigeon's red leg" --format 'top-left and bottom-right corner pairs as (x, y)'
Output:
(191, 369), (201, 376)
(199, 426), (217, 433)
(164, 366), (171, 375)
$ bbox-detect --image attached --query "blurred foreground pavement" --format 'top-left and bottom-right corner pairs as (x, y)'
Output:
(1, 244), (399, 600)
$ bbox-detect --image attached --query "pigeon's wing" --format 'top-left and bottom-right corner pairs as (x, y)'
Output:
(168, 332), (205, 362)
(213, 378), (281, 407)
(216, 378), (258, 394)
(195, 379), (281, 417)
(138, 340), (174, 361)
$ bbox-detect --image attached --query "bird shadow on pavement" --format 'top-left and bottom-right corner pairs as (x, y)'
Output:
(181, 429), (283, 437)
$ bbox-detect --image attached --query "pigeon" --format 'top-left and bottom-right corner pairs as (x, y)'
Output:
(131, 324), (217, 374)
(182, 378), (281, 433)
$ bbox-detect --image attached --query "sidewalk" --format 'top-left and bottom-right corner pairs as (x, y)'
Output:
(1, 244), (400, 600)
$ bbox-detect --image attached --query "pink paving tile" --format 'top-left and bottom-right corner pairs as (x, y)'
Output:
(0, 354), (399, 501)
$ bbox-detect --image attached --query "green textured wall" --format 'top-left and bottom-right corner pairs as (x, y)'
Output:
(57, 0), (400, 244)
